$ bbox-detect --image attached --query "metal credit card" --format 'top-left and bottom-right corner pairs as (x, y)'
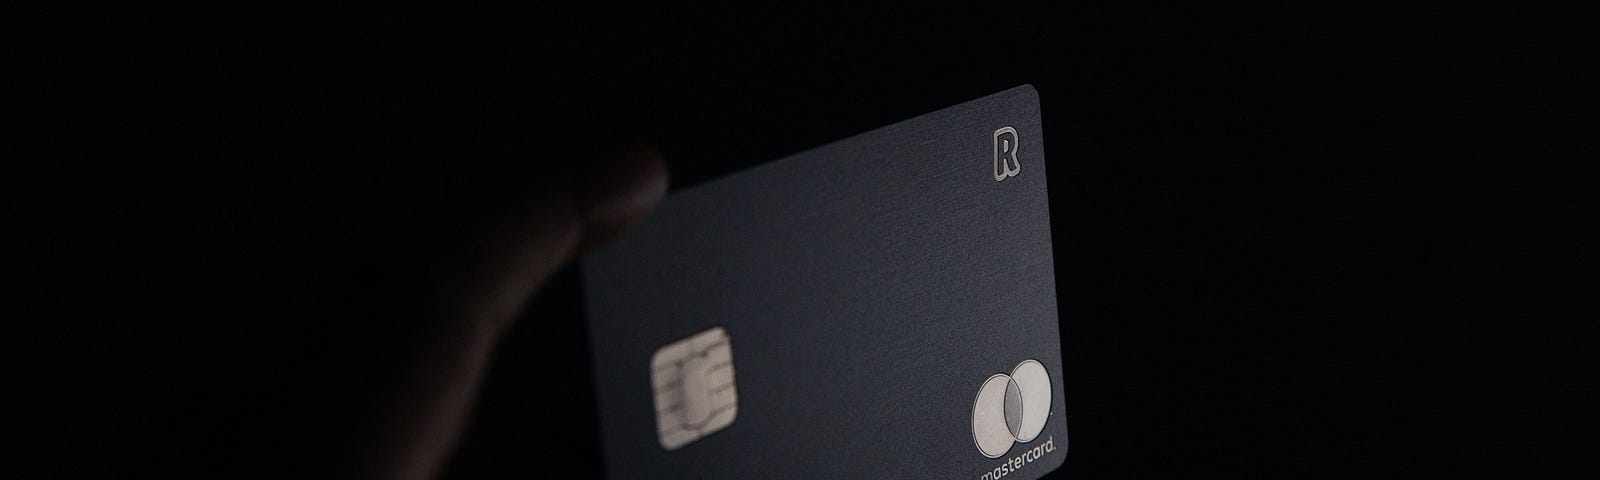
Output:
(582, 85), (1066, 479)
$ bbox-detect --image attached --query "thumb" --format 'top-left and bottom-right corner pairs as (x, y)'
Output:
(438, 146), (669, 334)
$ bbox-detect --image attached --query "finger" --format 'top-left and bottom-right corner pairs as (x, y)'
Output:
(576, 147), (672, 252)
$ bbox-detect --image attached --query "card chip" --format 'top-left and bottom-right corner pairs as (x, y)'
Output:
(650, 326), (737, 450)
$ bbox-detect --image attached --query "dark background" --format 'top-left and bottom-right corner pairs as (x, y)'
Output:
(11, 3), (1571, 478)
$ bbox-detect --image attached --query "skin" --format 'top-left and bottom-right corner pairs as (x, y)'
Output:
(332, 148), (668, 479)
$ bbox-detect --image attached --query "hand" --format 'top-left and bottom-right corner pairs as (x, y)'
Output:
(301, 148), (667, 479)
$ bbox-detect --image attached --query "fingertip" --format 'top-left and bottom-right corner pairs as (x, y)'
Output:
(576, 146), (668, 251)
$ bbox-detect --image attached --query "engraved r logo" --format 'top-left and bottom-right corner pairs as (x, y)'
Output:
(994, 126), (1021, 181)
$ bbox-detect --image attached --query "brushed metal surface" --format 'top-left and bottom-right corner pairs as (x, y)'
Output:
(583, 85), (1065, 479)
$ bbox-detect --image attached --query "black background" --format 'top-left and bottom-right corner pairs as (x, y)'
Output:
(11, 3), (1571, 478)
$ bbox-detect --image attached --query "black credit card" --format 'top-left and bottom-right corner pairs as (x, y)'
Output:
(583, 85), (1066, 479)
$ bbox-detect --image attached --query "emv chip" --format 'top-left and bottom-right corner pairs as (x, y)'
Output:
(650, 326), (737, 450)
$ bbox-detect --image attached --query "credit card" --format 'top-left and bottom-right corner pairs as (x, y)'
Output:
(582, 85), (1066, 479)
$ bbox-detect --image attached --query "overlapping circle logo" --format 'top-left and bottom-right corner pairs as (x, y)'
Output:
(971, 359), (1052, 458)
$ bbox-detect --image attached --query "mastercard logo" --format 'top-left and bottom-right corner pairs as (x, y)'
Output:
(971, 359), (1053, 458)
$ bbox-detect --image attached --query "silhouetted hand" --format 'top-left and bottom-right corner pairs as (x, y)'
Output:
(327, 148), (667, 479)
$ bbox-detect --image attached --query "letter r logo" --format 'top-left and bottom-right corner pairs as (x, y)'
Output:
(994, 126), (1021, 181)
